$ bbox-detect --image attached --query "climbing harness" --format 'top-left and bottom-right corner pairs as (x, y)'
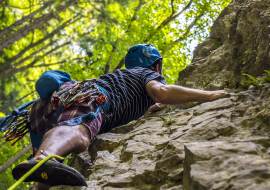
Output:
(56, 82), (108, 126)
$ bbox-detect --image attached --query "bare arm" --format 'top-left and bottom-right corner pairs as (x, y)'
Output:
(146, 80), (227, 105)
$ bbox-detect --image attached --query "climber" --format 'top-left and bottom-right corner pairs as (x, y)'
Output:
(12, 44), (227, 189)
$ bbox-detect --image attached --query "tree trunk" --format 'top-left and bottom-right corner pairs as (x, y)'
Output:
(0, 143), (32, 174)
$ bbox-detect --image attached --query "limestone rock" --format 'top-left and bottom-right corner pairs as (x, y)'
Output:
(67, 150), (93, 179)
(184, 141), (270, 190)
(177, 0), (270, 90)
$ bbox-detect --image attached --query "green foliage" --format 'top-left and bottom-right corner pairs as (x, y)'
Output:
(242, 70), (270, 88)
(258, 70), (270, 84)
(0, 133), (32, 190)
(77, 0), (231, 84)
(162, 113), (176, 125)
(242, 73), (259, 87)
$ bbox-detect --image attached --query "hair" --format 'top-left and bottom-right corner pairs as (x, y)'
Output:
(147, 58), (162, 73)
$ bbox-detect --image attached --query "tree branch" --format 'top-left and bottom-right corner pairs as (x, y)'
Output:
(0, 143), (32, 174)
(175, 13), (204, 43)
(0, 0), (79, 52)
(164, 13), (204, 54)
(32, 58), (84, 67)
(0, 19), (74, 72)
(1, 91), (35, 112)
(0, 1), (54, 39)
(171, 0), (175, 15)
(113, 0), (193, 71)
(7, 4), (42, 10)
(108, 0), (142, 73)
(143, 0), (193, 43)
(12, 41), (56, 68)
(104, 39), (119, 74)
(0, 42), (71, 79)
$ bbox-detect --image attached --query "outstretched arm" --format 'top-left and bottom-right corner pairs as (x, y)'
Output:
(146, 80), (227, 105)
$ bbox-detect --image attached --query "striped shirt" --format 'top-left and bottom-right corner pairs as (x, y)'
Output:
(96, 67), (167, 133)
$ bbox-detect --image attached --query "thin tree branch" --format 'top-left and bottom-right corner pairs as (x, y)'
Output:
(88, 0), (118, 24)
(105, 0), (142, 73)
(0, 144), (32, 174)
(0, 42), (71, 79)
(144, 0), (193, 43)
(1, 91), (35, 112)
(0, 0), (54, 39)
(113, 57), (125, 71)
(113, 0), (193, 71)
(7, 3), (42, 10)
(32, 58), (84, 67)
(164, 13), (204, 54)
(104, 40), (119, 74)
(12, 41), (57, 68)
(0, 0), (79, 52)
(175, 13), (204, 43)
(171, 0), (175, 15)
(0, 19), (74, 72)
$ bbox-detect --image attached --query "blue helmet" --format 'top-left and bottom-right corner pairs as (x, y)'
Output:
(125, 44), (162, 69)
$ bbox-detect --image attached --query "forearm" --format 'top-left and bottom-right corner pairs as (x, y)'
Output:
(157, 85), (215, 104)
(146, 80), (227, 105)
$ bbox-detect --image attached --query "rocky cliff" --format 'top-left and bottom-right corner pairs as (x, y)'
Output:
(51, 0), (270, 189)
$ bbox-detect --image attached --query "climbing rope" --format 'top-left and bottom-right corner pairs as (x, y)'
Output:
(8, 154), (65, 190)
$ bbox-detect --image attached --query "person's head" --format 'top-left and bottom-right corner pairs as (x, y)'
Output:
(125, 44), (163, 74)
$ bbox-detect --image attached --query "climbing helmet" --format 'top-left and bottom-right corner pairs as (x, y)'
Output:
(125, 44), (162, 69)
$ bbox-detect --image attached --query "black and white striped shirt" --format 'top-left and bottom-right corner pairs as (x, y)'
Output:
(96, 67), (167, 133)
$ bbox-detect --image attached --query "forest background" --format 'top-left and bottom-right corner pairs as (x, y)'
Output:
(0, 0), (230, 189)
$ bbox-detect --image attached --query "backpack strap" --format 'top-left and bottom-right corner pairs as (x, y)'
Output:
(29, 128), (43, 149)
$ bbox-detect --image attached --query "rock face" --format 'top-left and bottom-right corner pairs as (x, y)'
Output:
(50, 0), (270, 190)
(178, 0), (270, 90)
(51, 83), (270, 190)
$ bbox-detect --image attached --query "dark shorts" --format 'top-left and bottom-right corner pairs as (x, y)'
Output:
(57, 103), (107, 140)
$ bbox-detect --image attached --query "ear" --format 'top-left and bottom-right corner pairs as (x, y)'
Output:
(154, 64), (159, 73)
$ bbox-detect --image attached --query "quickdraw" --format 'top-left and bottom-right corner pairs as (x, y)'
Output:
(51, 80), (107, 109)
(0, 104), (34, 146)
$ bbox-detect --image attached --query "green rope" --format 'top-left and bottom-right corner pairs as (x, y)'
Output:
(8, 155), (65, 190)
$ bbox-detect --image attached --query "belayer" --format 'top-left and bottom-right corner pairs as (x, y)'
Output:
(1, 44), (227, 189)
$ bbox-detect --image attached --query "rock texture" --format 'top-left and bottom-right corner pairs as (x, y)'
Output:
(51, 83), (270, 190)
(51, 0), (270, 189)
(178, 0), (270, 90)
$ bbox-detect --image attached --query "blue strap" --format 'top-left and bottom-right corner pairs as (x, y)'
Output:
(57, 105), (103, 126)
(29, 128), (43, 149)
(55, 105), (63, 121)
